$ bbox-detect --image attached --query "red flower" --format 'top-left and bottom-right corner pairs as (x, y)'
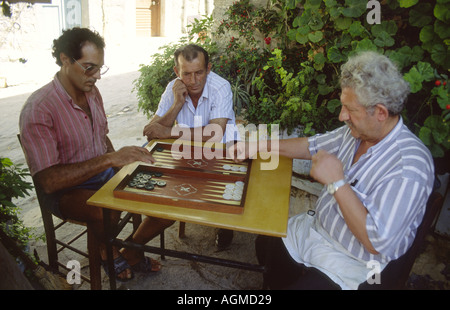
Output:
(446, 104), (450, 110)
(435, 80), (441, 86)
(264, 37), (271, 45)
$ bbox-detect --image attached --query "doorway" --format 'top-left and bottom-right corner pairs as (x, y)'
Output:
(136, 0), (160, 37)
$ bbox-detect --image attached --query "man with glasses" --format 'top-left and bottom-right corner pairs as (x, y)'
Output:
(19, 27), (163, 282)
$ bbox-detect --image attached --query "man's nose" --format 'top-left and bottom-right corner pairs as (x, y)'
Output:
(338, 106), (348, 122)
(93, 69), (101, 80)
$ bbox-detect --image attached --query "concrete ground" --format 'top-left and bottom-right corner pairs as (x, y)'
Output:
(1, 38), (449, 291)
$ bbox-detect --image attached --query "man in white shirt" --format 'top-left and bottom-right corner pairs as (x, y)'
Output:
(143, 44), (239, 143)
(122, 45), (239, 271)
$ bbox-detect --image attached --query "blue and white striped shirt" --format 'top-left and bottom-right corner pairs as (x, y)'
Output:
(156, 71), (239, 142)
(307, 117), (434, 263)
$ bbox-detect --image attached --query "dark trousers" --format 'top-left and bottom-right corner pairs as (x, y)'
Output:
(256, 235), (402, 290)
(256, 235), (341, 290)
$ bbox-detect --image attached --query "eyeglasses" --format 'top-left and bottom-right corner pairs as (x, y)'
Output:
(72, 58), (109, 76)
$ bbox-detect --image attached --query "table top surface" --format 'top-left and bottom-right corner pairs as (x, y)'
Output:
(87, 139), (293, 237)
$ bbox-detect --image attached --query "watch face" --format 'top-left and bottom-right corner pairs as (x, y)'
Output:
(327, 183), (334, 195)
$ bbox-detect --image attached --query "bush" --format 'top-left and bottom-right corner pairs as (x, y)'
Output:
(134, 0), (449, 159)
(0, 157), (38, 251)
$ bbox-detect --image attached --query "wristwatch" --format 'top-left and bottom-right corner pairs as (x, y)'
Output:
(327, 179), (347, 195)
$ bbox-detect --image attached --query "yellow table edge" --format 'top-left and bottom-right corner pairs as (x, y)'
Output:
(87, 139), (293, 238)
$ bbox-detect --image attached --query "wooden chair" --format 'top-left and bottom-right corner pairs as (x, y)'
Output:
(360, 190), (445, 290)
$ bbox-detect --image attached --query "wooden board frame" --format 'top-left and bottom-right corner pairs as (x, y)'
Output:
(113, 142), (252, 214)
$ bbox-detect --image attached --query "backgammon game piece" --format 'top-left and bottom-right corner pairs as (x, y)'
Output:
(113, 142), (252, 214)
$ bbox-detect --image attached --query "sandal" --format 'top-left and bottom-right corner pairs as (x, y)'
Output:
(101, 254), (134, 282)
(130, 256), (161, 273)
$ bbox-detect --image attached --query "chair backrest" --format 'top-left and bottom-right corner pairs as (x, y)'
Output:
(360, 191), (444, 289)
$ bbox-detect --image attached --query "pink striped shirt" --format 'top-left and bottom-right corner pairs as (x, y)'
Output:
(19, 74), (109, 176)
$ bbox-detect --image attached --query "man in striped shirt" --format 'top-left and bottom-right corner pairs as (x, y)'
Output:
(19, 28), (161, 281)
(230, 51), (435, 289)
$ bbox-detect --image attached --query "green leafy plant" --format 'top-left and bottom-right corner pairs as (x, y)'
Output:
(0, 157), (38, 252)
(134, 0), (449, 161)
(216, 0), (449, 158)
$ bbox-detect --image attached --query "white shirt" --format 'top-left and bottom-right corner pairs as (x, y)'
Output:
(156, 71), (239, 143)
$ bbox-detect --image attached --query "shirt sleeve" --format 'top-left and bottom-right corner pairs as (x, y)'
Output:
(308, 125), (347, 156)
(19, 103), (60, 176)
(155, 80), (176, 118)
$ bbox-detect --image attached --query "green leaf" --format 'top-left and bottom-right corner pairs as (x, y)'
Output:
(309, 12), (325, 31)
(419, 126), (432, 145)
(334, 17), (353, 30)
(398, 0), (419, 8)
(296, 32), (309, 44)
(434, 3), (450, 22)
(419, 25), (435, 44)
(304, 0), (322, 10)
(327, 99), (341, 113)
(374, 31), (395, 47)
(353, 38), (378, 52)
(314, 52), (326, 64)
(341, 0), (366, 18)
(324, 0), (338, 8)
(409, 4), (433, 27)
(327, 46), (347, 63)
(348, 21), (365, 38)
(431, 44), (450, 67)
(318, 83), (334, 95)
(371, 21), (398, 37)
(434, 20), (450, 40)
(404, 67), (423, 93)
(308, 31), (323, 43)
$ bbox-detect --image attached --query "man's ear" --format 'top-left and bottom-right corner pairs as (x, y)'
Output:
(375, 104), (389, 121)
(173, 66), (180, 77)
(207, 62), (212, 74)
(60, 52), (70, 66)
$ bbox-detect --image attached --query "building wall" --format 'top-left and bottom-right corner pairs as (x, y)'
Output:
(0, 0), (241, 87)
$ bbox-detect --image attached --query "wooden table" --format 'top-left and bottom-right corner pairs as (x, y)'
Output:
(87, 139), (292, 289)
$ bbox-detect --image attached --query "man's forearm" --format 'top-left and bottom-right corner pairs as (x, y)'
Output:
(34, 153), (114, 194)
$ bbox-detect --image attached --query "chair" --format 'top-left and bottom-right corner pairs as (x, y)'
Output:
(17, 134), (142, 289)
(360, 190), (445, 290)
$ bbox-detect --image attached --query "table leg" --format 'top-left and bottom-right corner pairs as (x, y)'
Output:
(103, 208), (117, 290)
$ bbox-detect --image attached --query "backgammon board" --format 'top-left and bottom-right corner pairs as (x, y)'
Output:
(113, 141), (252, 214)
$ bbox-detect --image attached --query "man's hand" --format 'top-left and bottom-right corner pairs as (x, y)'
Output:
(109, 146), (156, 167)
(227, 141), (258, 163)
(173, 78), (188, 105)
(310, 150), (345, 185)
(143, 122), (172, 141)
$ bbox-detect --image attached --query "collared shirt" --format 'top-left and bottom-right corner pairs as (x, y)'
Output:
(283, 118), (434, 287)
(19, 74), (109, 176)
(155, 71), (239, 142)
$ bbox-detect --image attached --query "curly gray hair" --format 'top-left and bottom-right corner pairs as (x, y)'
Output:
(340, 51), (410, 115)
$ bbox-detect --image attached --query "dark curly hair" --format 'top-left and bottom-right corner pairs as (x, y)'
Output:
(52, 27), (105, 67)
